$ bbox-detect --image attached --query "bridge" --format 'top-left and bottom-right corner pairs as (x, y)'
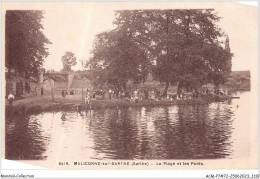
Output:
(39, 70), (75, 90)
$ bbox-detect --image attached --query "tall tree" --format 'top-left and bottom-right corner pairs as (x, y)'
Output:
(148, 10), (232, 95)
(6, 10), (51, 77)
(205, 40), (233, 91)
(61, 51), (77, 71)
(90, 9), (233, 96)
(90, 11), (150, 95)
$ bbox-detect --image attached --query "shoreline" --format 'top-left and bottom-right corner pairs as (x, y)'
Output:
(5, 94), (235, 117)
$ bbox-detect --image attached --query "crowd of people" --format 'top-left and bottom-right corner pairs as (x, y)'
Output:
(7, 85), (228, 107)
(59, 86), (229, 105)
(61, 90), (76, 97)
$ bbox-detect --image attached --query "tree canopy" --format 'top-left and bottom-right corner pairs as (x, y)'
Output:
(90, 9), (233, 95)
(90, 13), (150, 94)
(145, 10), (232, 95)
(6, 10), (51, 76)
(61, 51), (77, 71)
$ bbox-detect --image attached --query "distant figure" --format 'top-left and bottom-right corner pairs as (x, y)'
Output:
(144, 89), (148, 100)
(85, 91), (90, 104)
(219, 89), (224, 95)
(25, 82), (30, 94)
(179, 93), (183, 99)
(133, 90), (139, 103)
(61, 113), (66, 121)
(8, 93), (15, 106)
(150, 90), (155, 100)
(206, 87), (210, 94)
(214, 88), (219, 95)
(34, 86), (38, 96)
(41, 87), (44, 96)
(225, 89), (228, 95)
(85, 96), (90, 105)
(182, 93), (186, 100)
(70, 90), (75, 95)
(25, 82), (31, 94)
(28, 82), (31, 93)
(109, 89), (112, 100)
(61, 90), (66, 98)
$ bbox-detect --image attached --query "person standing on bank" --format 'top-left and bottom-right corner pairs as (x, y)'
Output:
(25, 82), (29, 94)
(41, 87), (44, 96)
(8, 93), (15, 106)
(34, 86), (38, 96)
(61, 90), (66, 98)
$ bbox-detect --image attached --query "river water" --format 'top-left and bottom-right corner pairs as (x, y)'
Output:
(5, 91), (251, 160)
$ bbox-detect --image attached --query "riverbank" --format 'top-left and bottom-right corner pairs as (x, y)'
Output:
(5, 94), (234, 116)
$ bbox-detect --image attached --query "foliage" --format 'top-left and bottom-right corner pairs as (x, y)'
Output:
(90, 9), (233, 95)
(61, 51), (77, 71)
(145, 9), (232, 95)
(90, 12), (151, 93)
(6, 10), (51, 76)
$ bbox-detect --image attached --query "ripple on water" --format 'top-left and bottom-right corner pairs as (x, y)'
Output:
(5, 92), (251, 160)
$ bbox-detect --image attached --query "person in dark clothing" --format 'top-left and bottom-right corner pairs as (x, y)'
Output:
(34, 86), (38, 96)
(144, 89), (148, 100)
(70, 90), (75, 95)
(61, 90), (66, 97)
(28, 82), (31, 93)
(25, 82), (29, 94)
(41, 87), (44, 96)
(206, 87), (210, 94)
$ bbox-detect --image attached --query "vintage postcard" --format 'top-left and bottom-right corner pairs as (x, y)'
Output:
(1, 1), (259, 177)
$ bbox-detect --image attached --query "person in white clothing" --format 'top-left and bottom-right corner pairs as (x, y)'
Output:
(8, 93), (15, 106)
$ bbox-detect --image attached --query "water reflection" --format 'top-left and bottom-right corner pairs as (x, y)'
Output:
(6, 92), (250, 160)
(5, 115), (48, 160)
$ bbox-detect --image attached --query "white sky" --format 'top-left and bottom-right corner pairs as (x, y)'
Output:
(2, 2), (258, 72)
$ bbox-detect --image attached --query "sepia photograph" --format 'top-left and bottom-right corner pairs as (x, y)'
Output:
(1, 1), (259, 176)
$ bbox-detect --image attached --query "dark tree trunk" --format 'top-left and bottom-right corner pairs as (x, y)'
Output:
(162, 80), (169, 97)
(162, 13), (170, 98)
(214, 83), (220, 94)
(115, 88), (119, 98)
(177, 83), (182, 95)
(122, 83), (129, 98)
(144, 89), (148, 100)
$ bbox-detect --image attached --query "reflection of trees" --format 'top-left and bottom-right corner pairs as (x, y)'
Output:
(175, 104), (233, 159)
(146, 106), (203, 159)
(5, 114), (48, 160)
(205, 103), (234, 158)
(90, 108), (139, 159)
(144, 107), (178, 159)
(88, 103), (233, 159)
(176, 105), (209, 158)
